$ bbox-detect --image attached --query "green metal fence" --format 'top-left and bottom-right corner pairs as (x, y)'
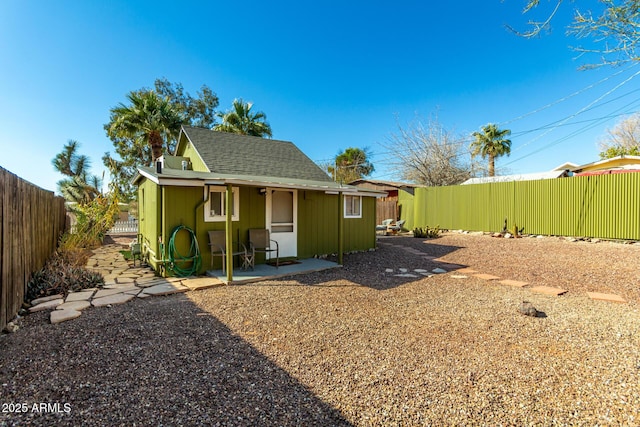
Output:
(411, 173), (640, 240)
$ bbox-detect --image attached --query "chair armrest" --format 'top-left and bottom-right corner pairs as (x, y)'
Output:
(209, 244), (226, 255)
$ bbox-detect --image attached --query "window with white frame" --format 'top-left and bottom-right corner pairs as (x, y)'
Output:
(204, 186), (239, 222)
(344, 195), (362, 218)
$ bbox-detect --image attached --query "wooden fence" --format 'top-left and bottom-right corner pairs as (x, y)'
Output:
(1, 167), (66, 331)
(406, 173), (640, 240)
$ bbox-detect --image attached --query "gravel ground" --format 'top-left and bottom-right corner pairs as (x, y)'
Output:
(1, 232), (639, 426)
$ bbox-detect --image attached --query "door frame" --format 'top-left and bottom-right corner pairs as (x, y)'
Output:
(265, 188), (298, 258)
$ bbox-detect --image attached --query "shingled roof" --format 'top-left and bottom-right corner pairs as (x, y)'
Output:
(178, 126), (332, 183)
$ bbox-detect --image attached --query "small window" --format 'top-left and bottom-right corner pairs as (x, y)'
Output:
(204, 186), (239, 222)
(344, 195), (362, 218)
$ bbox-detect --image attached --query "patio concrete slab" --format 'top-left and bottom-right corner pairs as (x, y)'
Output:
(587, 292), (626, 303)
(57, 300), (91, 311)
(51, 309), (82, 324)
(499, 279), (529, 288)
(207, 258), (341, 284)
(473, 273), (500, 281)
(530, 286), (568, 296)
(92, 293), (136, 307)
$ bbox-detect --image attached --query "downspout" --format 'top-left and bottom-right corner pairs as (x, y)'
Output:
(195, 186), (210, 258)
(338, 191), (344, 265)
(225, 183), (233, 282)
(161, 185), (166, 275)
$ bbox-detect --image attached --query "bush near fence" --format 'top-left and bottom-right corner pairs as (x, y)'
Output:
(410, 173), (640, 241)
(0, 167), (67, 331)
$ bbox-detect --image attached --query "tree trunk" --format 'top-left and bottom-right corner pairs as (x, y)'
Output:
(488, 155), (495, 177)
(149, 131), (164, 162)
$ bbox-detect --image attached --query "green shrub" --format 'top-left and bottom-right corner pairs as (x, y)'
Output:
(60, 194), (120, 251)
(413, 225), (440, 238)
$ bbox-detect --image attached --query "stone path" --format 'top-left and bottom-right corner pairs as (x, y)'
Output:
(29, 244), (222, 324)
(379, 240), (627, 304)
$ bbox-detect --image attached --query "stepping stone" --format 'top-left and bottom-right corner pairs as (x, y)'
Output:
(456, 268), (477, 274)
(51, 309), (82, 324)
(385, 268), (394, 273)
(399, 268), (408, 273)
(140, 282), (189, 296)
(94, 287), (133, 299)
(423, 255), (436, 260)
(419, 273), (434, 277)
(56, 300), (91, 311)
(500, 279), (528, 288)
(124, 288), (142, 296)
(395, 273), (419, 278)
(115, 277), (136, 284)
(451, 275), (468, 279)
(530, 286), (568, 296)
(414, 269), (429, 273)
(439, 263), (466, 270)
(92, 293), (136, 307)
(65, 290), (95, 302)
(432, 268), (448, 274)
(31, 294), (63, 305)
(587, 292), (626, 303)
(181, 277), (222, 291)
(473, 273), (500, 281)
(136, 278), (172, 288)
(29, 299), (63, 312)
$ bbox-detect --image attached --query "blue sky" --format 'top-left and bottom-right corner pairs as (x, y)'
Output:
(2, 0), (640, 192)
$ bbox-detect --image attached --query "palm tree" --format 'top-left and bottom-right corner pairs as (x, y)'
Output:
(106, 91), (184, 163)
(470, 124), (512, 177)
(214, 98), (272, 138)
(328, 147), (375, 183)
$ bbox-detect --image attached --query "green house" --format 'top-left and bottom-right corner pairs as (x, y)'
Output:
(133, 126), (383, 280)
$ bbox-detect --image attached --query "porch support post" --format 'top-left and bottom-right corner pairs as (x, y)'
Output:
(225, 183), (233, 282)
(338, 192), (344, 265)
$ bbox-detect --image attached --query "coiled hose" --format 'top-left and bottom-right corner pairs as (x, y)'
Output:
(167, 225), (202, 277)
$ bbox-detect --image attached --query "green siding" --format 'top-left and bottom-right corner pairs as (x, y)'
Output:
(411, 174), (640, 240)
(139, 181), (378, 276)
(138, 179), (161, 269)
(343, 196), (377, 252)
(297, 191), (339, 258)
(177, 139), (209, 172)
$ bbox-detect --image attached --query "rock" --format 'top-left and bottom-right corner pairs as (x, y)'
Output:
(504, 233), (513, 239)
(3, 321), (19, 333)
(518, 301), (539, 317)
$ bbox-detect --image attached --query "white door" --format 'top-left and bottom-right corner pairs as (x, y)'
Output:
(266, 189), (297, 258)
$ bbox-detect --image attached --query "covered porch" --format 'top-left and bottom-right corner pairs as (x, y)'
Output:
(205, 257), (341, 285)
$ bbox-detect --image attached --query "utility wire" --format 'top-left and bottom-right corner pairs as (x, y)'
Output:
(499, 62), (639, 126)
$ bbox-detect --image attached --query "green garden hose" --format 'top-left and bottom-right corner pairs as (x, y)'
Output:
(167, 225), (202, 277)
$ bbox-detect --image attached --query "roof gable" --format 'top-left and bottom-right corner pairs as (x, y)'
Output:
(177, 126), (332, 182)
